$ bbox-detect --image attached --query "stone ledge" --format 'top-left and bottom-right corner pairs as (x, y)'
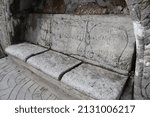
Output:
(5, 43), (129, 99)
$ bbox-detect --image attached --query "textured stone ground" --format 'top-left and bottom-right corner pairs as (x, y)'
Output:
(0, 57), (75, 100)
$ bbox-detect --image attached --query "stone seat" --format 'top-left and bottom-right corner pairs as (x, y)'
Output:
(6, 42), (128, 99)
(5, 14), (136, 99)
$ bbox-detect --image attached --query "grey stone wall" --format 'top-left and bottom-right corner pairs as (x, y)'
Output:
(0, 0), (21, 50)
(0, 0), (12, 49)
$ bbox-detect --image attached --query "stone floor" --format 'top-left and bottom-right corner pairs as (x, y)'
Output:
(0, 57), (76, 100)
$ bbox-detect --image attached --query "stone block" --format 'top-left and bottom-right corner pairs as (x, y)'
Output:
(5, 43), (47, 61)
(27, 50), (81, 80)
(62, 63), (128, 99)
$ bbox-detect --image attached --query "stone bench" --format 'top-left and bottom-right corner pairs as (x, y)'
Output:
(5, 14), (136, 99)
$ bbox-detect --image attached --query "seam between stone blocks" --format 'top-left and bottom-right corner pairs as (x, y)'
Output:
(23, 47), (83, 81)
(58, 62), (83, 81)
(25, 49), (51, 62)
(50, 48), (129, 76)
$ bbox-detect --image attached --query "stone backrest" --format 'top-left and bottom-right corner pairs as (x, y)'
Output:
(24, 14), (135, 75)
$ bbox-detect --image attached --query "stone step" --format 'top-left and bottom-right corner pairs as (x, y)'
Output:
(0, 57), (77, 100)
(5, 43), (129, 99)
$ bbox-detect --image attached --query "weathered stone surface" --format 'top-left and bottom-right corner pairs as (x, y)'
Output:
(27, 50), (81, 80)
(24, 14), (135, 75)
(0, 0), (14, 49)
(126, 0), (150, 100)
(52, 15), (135, 75)
(5, 43), (47, 61)
(0, 57), (76, 100)
(75, 3), (129, 15)
(25, 15), (53, 48)
(140, 55), (150, 99)
(135, 47), (150, 99)
(62, 63), (128, 99)
(96, 0), (126, 7)
(20, 0), (127, 14)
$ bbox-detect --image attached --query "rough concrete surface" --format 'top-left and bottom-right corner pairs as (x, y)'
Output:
(62, 63), (128, 100)
(27, 50), (81, 80)
(5, 43), (47, 61)
(0, 57), (77, 100)
(24, 14), (135, 75)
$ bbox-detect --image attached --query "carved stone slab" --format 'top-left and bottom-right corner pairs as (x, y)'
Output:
(24, 14), (135, 75)
(52, 15), (135, 75)
(5, 43), (47, 61)
(27, 50), (81, 80)
(61, 63), (127, 99)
